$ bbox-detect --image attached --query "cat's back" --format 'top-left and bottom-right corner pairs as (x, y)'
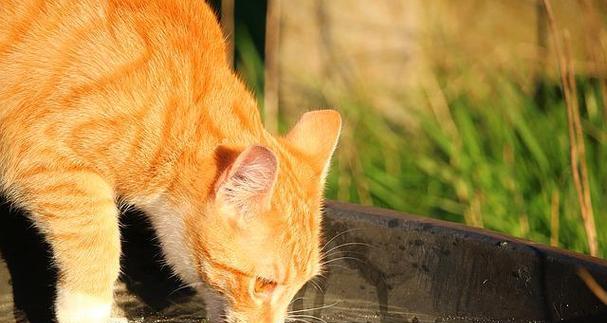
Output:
(0, 0), (254, 190)
(0, 0), (226, 122)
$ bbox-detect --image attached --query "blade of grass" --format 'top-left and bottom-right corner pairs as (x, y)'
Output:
(551, 189), (560, 247)
(578, 268), (607, 304)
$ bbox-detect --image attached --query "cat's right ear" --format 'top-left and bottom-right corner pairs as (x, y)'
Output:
(214, 145), (278, 220)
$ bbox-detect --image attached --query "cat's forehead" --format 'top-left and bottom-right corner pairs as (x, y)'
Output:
(274, 144), (324, 188)
(251, 209), (317, 278)
(269, 178), (322, 225)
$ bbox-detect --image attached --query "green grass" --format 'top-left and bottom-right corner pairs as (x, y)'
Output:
(234, 26), (607, 258)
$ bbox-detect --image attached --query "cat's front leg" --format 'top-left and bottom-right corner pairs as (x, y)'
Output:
(20, 171), (121, 323)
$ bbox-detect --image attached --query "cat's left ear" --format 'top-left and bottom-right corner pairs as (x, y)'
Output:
(286, 109), (342, 180)
(215, 145), (278, 218)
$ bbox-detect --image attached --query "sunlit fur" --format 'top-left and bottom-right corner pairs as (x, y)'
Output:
(0, 1), (341, 322)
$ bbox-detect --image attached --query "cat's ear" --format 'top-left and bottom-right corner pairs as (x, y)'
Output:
(215, 145), (278, 218)
(286, 109), (342, 179)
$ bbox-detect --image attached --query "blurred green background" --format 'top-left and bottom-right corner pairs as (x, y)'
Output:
(209, 0), (607, 258)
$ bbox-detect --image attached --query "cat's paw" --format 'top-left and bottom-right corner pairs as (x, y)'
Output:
(108, 318), (129, 323)
(55, 289), (113, 323)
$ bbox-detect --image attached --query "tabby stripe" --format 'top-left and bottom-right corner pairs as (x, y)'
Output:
(36, 199), (115, 213)
(283, 255), (293, 283)
(60, 19), (154, 107)
(146, 96), (178, 175)
(125, 98), (157, 165)
(165, 54), (183, 88)
(164, 166), (183, 196)
(30, 182), (89, 197)
(67, 114), (120, 172)
(37, 211), (59, 220)
(280, 141), (321, 173)
(91, 115), (131, 175)
(35, 20), (101, 102)
(19, 165), (54, 179)
(67, 118), (105, 163)
(20, 164), (97, 179)
(13, 141), (32, 162)
(194, 111), (224, 140)
(188, 48), (212, 105)
(231, 101), (251, 132)
(0, 19), (103, 131)
(104, 1), (119, 42)
(15, 144), (70, 165)
(0, 0), (44, 58)
(50, 232), (81, 241)
(0, 0), (76, 99)
(275, 150), (308, 198)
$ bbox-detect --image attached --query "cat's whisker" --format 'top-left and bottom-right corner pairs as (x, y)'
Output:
(324, 248), (368, 255)
(323, 264), (351, 272)
(287, 316), (316, 323)
(322, 242), (370, 256)
(288, 296), (308, 306)
(287, 318), (313, 323)
(286, 318), (311, 323)
(321, 256), (365, 266)
(288, 314), (328, 323)
(307, 279), (323, 293)
(287, 301), (341, 314)
(318, 259), (352, 272)
(168, 281), (203, 296)
(320, 228), (362, 252)
(290, 296), (307, 303)
(321, 250), (367, 261)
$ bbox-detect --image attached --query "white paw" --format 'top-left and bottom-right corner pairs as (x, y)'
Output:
(55, 289), (113, 323)
(108, 318), (129, 323)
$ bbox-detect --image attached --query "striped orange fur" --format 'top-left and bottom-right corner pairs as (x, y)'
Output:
(0, 1), (341, 322)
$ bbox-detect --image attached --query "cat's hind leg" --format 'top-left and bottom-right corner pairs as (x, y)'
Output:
(14, 168), (121, 323)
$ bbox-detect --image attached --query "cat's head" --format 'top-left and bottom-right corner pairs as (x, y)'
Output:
(189, 110), (341, 322)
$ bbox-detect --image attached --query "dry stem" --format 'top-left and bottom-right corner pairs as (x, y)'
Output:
(543, 0), (598, 256)
(578, 268), (607, 304)
(264, 0), (282, 134)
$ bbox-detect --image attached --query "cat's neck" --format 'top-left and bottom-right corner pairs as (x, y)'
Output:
(139, 195), (199, 283)
(121, 70), (269, 201)
(167, 126), (278, 203)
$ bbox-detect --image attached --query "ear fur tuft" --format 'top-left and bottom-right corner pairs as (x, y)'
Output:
(215, 145), (278, 217)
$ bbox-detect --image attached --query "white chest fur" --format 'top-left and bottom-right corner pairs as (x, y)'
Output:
(139, 198), (199, 285)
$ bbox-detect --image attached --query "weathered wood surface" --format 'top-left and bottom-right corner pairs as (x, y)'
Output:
(2, 200), (607, 322)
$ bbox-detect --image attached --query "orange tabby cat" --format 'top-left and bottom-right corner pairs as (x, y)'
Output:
(0, 1), (341, 322)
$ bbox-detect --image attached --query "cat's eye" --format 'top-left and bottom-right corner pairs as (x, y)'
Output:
(253, 276), (277, 296)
